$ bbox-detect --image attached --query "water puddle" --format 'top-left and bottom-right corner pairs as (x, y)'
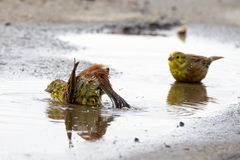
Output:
(0, 24), (240, 159)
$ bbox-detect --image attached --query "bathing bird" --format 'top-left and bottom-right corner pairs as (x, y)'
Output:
(46, 60), (130, 108)
(168, 51), (223, 83)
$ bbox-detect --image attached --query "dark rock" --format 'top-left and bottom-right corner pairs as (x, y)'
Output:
(164, 143), (171, 148)
(92, 19), (181, 36)
(179, 121), (185, 127)
(5, 22), (11, 26)
(134, 137), (140, 143)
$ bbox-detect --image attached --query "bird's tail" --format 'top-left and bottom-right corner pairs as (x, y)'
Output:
(98, 76), (130, 109)
(209, 56), (223, 62)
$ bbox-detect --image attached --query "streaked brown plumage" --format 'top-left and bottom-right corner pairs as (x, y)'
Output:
(46, 60), (130, 108)
(168, 51), (223, 83)
(77, 63), (130, 108)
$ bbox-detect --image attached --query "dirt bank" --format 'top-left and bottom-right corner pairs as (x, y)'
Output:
(1, 0), (240, 26)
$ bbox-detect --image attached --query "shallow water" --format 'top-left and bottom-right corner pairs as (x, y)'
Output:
(0, 24), (240, 160)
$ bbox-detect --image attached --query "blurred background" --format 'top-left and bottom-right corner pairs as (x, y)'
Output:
(1, 0), (240, 25)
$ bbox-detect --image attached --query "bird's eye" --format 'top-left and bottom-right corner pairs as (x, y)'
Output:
(176, 56), (180, 59)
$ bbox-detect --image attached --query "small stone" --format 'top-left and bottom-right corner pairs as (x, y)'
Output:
(5, 22), (11, 26)
(179, 121), (185, 127)
(164, 143), (171, 148)
(134, 137), (140, 143)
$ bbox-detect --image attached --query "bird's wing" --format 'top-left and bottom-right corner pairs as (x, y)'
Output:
(187, 55), (210, 71)
(79, 64), (130, 108)
(65, 60), (79, 104)
(98, 76), (130, 109)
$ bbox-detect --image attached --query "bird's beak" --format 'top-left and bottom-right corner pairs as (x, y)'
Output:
(168, 56), (173, 61)
(45, 87), (51, 92)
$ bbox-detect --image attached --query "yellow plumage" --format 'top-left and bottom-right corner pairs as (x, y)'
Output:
(45, 61), (130, 108)
(168, 51), (223, 83)
(46, 77), (103, 106)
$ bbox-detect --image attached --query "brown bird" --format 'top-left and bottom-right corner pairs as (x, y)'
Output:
(168, 51), (223, 83)
(46, 60), (130, 108)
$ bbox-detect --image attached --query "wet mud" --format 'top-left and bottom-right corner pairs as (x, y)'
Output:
(89, 17), (181, 36)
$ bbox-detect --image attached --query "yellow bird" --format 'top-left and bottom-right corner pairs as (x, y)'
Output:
(46, 60), (130, 108)
(168, 51), (223, 83)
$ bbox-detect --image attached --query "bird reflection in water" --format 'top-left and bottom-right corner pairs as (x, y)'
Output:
(47, 103), (113, 146)
(167, 82), (212, 116)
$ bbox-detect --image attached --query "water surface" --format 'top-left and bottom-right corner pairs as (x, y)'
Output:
(0, 24), (240, 159)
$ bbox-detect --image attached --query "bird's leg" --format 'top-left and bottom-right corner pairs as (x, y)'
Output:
(65, 59), (79, 104)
